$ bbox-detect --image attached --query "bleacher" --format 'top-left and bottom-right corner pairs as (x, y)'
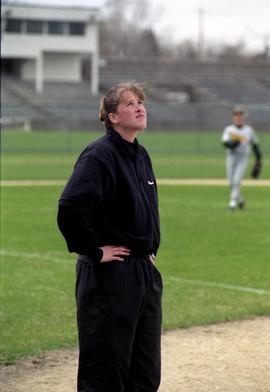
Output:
(1, 75), (101, 129)
(1, 59), (270, 131)
(100, 58), (270, 104)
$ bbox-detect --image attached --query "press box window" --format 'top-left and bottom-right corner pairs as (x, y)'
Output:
(48, 21), (64, 35)
(27, 20), (43, 34)
(5, 18), (22, 33)
(69, 22), (85, 36)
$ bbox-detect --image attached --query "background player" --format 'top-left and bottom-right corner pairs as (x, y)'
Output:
(221, 106), (262, 210)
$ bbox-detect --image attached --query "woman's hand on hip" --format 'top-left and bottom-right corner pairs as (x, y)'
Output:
(99, 246), (130, 262)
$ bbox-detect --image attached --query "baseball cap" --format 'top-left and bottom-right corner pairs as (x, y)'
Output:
(232, 105), (245, 115)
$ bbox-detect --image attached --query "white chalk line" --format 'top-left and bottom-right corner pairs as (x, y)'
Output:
(165, 276), (270, 296)
(0, 250), (72, 264)
(2, 250), (270, 297)
(1, 179), (270, 187)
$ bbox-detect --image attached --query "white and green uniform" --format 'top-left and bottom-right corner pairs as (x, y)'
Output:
(222, 124), (258, 208)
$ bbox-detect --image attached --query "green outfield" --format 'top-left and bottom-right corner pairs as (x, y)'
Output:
(1, 130), (270, 180)
(1, 131), (270, 364)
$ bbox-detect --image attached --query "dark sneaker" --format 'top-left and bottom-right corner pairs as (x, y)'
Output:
(238, 200), (245, 210)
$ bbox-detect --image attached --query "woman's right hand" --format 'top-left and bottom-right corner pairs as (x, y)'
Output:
(99, 246), (130, 262)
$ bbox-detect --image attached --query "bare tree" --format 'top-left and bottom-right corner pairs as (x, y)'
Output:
(100, 0), (161, 57)
(217, 41), (246, 60)
(100, 0), (265, 62)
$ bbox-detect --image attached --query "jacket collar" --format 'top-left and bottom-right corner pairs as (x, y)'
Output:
(107, 127), (139, 156)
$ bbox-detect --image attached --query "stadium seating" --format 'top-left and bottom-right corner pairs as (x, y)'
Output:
(1, 59), (270, 131)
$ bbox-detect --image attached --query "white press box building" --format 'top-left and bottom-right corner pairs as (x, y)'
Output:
(1, 1), (100, 94)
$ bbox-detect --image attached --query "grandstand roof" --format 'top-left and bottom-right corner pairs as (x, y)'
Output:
(2, 1), (99, 11)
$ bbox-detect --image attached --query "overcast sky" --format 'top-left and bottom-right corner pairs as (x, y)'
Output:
(7, 0), (270, 52)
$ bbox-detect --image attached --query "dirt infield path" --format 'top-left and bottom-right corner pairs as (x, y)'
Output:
(1, 317), (270, 392)
(1, 178), (270, 186)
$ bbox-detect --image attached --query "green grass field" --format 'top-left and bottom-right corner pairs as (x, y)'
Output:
(1, 131), (270, 364)
(1, 130), (270, 180)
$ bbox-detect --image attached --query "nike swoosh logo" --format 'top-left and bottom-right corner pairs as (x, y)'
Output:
(148, 181), (155, 185)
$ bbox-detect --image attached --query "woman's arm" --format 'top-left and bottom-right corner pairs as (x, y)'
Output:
(57, 154), (131, 263)
(57, 204), (103, 262)
(58, 155), (109, 262)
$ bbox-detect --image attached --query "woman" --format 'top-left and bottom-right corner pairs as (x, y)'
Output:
(57, 83), (163, 392)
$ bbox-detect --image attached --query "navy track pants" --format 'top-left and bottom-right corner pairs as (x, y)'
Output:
(76, 255), (163, 392)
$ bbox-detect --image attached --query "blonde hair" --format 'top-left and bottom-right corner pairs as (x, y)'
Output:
(99, 82), (145, 130)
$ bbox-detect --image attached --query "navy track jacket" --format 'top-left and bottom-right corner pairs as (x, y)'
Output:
(57, 128), (160, 262)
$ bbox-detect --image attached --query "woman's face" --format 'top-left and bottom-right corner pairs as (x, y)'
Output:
(109, 91), (147, 132)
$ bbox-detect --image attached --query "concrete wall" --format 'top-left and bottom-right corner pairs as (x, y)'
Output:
(22, 54), (81, 82)
(44, 53), (81, 81)
(2, 32), (97, 59)
(21, 60), (35, 80)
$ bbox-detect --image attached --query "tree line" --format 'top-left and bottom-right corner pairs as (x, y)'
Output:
(99, 0), (269, 61)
